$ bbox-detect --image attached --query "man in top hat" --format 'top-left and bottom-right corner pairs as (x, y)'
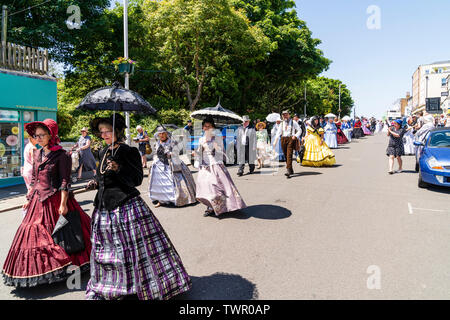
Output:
(273, 110), (302, 178)
(236, 115), (257, 176)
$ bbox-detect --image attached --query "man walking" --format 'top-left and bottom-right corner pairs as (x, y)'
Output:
(273, 110), (302, 178)
(236, 116), (257, 176)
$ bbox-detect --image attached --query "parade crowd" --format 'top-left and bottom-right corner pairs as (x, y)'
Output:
(2, 108), (449, 300)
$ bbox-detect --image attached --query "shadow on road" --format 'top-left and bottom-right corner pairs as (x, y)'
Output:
(176, 272), (258, 300)
(10, 272), (90, 300)
(77, 200), (93, 206)
(425, 185), (450, 195)
(289, 171), (322, 178)
(401, 170), (417, 174)
(217, 204), (291, 220)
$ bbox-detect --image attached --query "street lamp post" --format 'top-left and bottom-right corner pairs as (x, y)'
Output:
(338, 83), (342, 119)
(304, 83), (307, 118)
(124, 0), (130, 144)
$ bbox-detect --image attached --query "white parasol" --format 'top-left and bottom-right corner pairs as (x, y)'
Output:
(266, 113), (281, 122)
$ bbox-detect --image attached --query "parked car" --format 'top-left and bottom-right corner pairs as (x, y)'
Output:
(186, 124), (239, 166)
(414, 127), (450, 188)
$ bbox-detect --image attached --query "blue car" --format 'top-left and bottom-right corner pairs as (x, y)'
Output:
(414, 127), (450, 188)
(186, 124), (239, 165)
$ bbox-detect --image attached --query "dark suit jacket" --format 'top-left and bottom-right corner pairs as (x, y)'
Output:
(94, 144), (143, 211)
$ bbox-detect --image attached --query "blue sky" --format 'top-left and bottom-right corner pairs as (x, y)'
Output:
(294, 0), (450, 118)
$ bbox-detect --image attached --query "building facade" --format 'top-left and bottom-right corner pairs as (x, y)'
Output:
(412, 60), (450, 114)
(0, 46), (57, 188)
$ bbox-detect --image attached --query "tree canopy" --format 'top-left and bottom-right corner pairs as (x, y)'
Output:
(4, 0), (354, 140)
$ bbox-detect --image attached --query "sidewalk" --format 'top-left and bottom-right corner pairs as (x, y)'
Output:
(0, 172), (94, 213)
(0, 155), (191, 213)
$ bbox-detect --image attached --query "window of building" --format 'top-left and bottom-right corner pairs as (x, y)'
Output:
(442, 78), (448, 87)
(0, 112), (22, 179)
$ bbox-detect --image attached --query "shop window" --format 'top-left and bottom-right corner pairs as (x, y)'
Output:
(23, 111), (34, 122)
(0, 122), (22, 179)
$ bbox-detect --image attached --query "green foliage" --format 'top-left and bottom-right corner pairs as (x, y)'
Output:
(11, 0), (352, 135)
(143, 0), (271, 110)
(303, 77), (354, 117)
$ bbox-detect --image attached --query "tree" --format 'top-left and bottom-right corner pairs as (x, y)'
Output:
(143, 0), (271, 111)
(303, 77), (354, 117)
(231, 0), (331, 113)
(6, 0), (110, 62)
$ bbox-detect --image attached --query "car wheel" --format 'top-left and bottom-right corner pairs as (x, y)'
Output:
(415, 161), (419, 172)
(418, 171), (428, 188)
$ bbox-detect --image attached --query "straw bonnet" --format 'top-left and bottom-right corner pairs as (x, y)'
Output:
(256, 122), (266, 130)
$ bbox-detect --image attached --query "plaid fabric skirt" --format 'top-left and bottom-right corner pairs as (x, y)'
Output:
(86, 196), (191, 300)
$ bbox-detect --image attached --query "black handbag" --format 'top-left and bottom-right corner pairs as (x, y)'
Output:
(52, 210), (85, 255)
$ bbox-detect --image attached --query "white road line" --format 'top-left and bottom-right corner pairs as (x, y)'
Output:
(408, 202), (413, 215)
(408, 203), (450, 214)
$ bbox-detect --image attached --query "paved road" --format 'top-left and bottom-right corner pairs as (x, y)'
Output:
(1, 133), (449, 300)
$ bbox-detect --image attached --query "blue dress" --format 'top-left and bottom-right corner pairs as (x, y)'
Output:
(323, 123), (338, 149)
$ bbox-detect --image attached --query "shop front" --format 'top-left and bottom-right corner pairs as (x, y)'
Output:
(0, 69), (57, 188)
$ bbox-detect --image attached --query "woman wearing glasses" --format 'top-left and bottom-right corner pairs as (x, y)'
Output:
(2, 119), (92, 287)
(85, 114), (191, 300)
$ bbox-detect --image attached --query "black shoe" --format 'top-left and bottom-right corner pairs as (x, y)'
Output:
(237, 172), (243, 177)
(204, 210), (214, 217)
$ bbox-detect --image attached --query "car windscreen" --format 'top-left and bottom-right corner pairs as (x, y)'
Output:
(428, 131), (450, 148)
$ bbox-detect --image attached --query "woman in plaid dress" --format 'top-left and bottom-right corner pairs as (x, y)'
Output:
(85, 114), (191, 300)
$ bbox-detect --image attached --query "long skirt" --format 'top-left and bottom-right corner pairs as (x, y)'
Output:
(403, 131), (415, 155)
(149, 161), (197, 207)
(271, 138), (285, 161)
(337, 129), (348, 144)
(2, 191), (91, 287)
(149, 161), (176, 204)
(257, 140), (271, 166)
(79, 149), (97, 172)
(86, 196), (192, 300)
(362, 125), (372, 135)
(353, 127), (364, 139)
(343, 128), (352, 142)
(196, 163), (247, 216)
(375, 124), (383, 134)
(324, 132), (338, 149)
(302, 134), (336, 167)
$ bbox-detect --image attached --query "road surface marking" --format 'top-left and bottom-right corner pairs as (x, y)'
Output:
(408, 202), (450, 214)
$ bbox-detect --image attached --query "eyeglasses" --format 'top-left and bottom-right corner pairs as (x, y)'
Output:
(33, 134), (48, 139)
(100, 131), (113, 136)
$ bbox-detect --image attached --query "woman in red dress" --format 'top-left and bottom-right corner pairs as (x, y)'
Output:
(335, 119), (349, 144)
(2, 119), (92, 287)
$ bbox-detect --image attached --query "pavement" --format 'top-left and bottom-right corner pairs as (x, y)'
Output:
(0, 134), (449, 300)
